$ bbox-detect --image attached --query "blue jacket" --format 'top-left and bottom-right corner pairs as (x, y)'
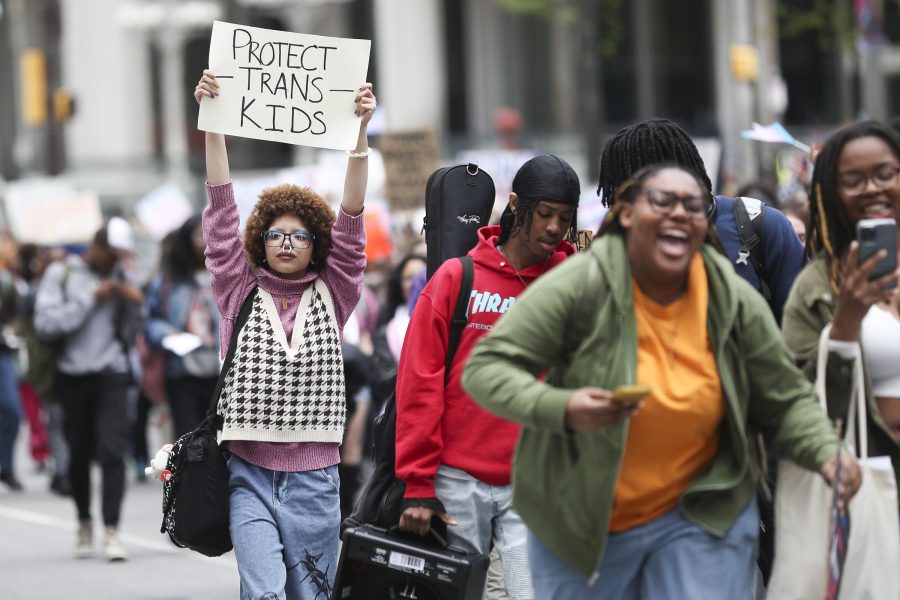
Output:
(713, 195), (805, 323)
(143, 273), (221, 379)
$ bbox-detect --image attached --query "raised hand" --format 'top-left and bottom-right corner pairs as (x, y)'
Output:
(194, 69), (220, 104)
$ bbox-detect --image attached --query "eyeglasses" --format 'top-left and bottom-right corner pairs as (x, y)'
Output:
(641, 189), (712, 221)
(261, 230), (315, 249)
(838, 164), (900, 196)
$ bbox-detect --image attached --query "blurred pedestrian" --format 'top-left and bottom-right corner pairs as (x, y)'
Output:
(396, 155), (581, 599)
(462, 164), (862, 598)
(370, 253), (425, 402)
(0, 235), (23, 491)
(19, 244), (70, 494)
(195, 69), (375, 598)
(783, 120), (900, 485)
(144, 215), (220, 439)
(34, 218), (144, 560)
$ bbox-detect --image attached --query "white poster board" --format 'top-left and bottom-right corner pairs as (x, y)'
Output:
(198, 21), (371, 151)
(3, 178), (103, 244)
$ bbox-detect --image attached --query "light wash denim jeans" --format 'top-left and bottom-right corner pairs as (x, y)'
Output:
(228, 454), (341, 600)
(434, 465), (533, 600)
(0, 352), (21, 473)
(527, 497), (759, 599)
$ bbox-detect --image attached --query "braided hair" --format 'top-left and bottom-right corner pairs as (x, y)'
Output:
(807, 120), (900, 290)
(497, 197), (576, 246)
(597, 118), (713, 209)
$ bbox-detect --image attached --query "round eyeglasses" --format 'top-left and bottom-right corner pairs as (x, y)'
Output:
(642, 189), (713, 221)
(838, 164), (900, 197)
(262, 230), (315, 249)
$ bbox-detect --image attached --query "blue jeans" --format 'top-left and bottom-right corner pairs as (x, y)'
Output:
(528, 497), (759, 599)
(228, 454), (341, 600)
(0, 352), (21, 472)
(434, 465), (533, 599)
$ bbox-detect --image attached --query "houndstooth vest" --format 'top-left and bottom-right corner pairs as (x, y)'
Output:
(217, 278), (346, 443)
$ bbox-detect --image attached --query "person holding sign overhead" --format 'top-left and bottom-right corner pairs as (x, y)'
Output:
(194, 69), (375, 600)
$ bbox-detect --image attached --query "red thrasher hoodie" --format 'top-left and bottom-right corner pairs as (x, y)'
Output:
(395, 225), (576, 499)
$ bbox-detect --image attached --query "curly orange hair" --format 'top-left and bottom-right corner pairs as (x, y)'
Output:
(243, 184), (336, 270)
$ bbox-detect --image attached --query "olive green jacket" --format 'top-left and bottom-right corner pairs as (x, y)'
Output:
(462, 234), (840, 577)
(782, 256), (900, 484)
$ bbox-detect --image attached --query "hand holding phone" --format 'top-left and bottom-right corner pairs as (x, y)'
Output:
(857, 218), (897, 290)
(611, 384), (651, 405)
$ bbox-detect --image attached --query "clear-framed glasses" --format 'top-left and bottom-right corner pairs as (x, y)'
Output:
(642, 189), (712, 221)
(838, 164), (900, 196)
(262, 230), (315, 249)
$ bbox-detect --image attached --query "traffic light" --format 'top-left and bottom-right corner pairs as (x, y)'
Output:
(53, 88), (75, 122)
(20, 48), (48, 126)
(729, 44), (759, 83)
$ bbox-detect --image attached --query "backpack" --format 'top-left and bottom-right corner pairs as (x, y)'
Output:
(343, 256), (474, 534)
(25, 264), (69, 399)
(732, 196), (771, 306)
(423, 163), (495, 280)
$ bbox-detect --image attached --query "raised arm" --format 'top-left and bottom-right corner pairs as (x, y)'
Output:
(341, 83), (376, 216)
(195, 70), (230, 185)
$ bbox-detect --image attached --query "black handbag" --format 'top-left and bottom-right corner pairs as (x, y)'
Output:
(158, 289), (258, 556)
(160, 413), (232, 556)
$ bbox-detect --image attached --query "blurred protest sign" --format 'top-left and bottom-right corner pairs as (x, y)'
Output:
(456, 149), (536, 206)
(135, 182), (194, 240)
(3, 178), (102, 244)
(199, 21), (370, 151)
(380, 130), (437, 211)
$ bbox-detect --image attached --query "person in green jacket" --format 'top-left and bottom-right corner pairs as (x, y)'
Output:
(462, 164), (861, 598)
(782, 120), (900, 491)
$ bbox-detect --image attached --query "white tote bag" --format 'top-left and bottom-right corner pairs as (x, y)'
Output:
(767, 325), (900, 600)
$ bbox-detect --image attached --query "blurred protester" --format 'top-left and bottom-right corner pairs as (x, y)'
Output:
(370, 253), (426, 402)
(462, 164), (861, 598)
(396, 155), (581, 599)
(19, 244), (69, 494)
(35, 218), (144, 560)
(195, 70), (374, 598)
(16, 245), (51, 473)
(339, 341), (372, 519)
(597, 118), (805, 324)
(144, 215), (220, 439)
(784, 211), (807, 246)
(0, 234), (23, 491)
(783, 120), (900, 485)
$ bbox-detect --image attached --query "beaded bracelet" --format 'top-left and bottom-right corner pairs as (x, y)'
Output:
(346, 148), (370, 158)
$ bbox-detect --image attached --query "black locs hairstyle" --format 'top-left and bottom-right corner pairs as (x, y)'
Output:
(808, 120), (900, 289)
(597, 163), (724, 253)
(597, 118), (714, 210)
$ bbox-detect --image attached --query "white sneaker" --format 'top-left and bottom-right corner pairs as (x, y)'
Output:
(74, 520), (93, 558)
(104, 526), (128, 562)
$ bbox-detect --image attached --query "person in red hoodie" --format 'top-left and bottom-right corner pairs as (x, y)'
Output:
(395, 155), (581, 599)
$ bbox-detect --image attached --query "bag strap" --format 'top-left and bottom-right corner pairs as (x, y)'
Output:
(206, 287), (259, 417)
(445, 256), (474, 383)
(815, 324), (868, 459)
(734, 197), (772, 305)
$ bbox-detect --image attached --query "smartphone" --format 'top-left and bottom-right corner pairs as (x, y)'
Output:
(857, 218), (897, 288)
(611, 384), (651, 405)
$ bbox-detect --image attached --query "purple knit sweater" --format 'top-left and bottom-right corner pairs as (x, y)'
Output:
(203, 182), (366, 472)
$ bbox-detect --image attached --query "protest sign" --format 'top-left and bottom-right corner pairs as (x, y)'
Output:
(3, 178), (103, 244)
(199, 21), (371, 151)
(380, 130), (438, 211)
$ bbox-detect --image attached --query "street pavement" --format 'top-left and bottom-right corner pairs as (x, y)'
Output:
(0, 426), (240, 599)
